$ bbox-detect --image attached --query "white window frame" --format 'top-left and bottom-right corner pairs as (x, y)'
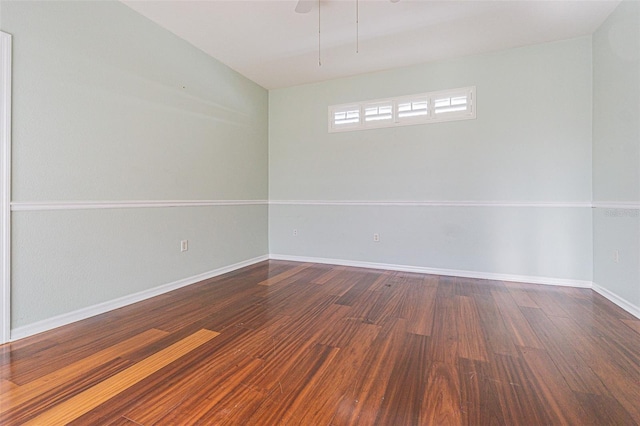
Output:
(328, 86), (476, 133)
(329, 104), (361, 132)
(430, 87), (475, 122)
(363, 100), (394, 129)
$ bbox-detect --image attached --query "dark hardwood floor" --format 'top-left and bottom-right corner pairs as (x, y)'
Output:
(1, 260), (639, 425)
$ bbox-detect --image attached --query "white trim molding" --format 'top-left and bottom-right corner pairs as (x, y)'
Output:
(11, 199), (268, 212)
(269, 200), (592, 208)
(592, 282), (640, 320)
(592, 202), (640, 210)
(0, 31), (12, 344)
(10, 255), (269, 341)
(9, 200), (597, 212)
(269, 254), (593, 288)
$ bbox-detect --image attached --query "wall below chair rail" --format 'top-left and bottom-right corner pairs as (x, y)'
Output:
(270, 203), (593, 285)
(11, 205), (267, 329)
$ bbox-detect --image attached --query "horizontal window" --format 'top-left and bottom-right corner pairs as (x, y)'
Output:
(331, 105), (360, 130)
(397, 98), (428, 119)
(328, 86), (475, 133)
(364, 103), (393, 123)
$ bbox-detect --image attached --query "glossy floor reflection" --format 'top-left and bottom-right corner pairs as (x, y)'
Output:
(1, 260), (639, 425)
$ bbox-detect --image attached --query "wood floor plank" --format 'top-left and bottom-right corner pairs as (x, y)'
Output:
(71, 326), (261, 425)
(428, 293), (458, 362)
(521, 306), (610, 395)
(474, 293), (519, 357)
(591, 291), (639, 321)
(622, 318), (640, 335)
(454, 276), (494, 297)
(364, 287), (406, 324)
(112, 330), (258, 425)
(491, 289), (543, 349)
(331, 318), (408, 426)
(0, 321), (165, 386)
(24, 329), (219, 426)
(204, 298), (283, 333)
(317, 317), (380, 349)
(525, 288), (572, 318)
(284, 322), (380, 425)
(421, 361), (463, 425)
(147, 357), (265, 425)
(455, 295), (489, 361)
(342, 288), (383, 323)
(566, 299), (640, 381)
(0, 379), (17, 395)
(506, 286), (539, 308)
(0, 328), (168, 414)
(574, 391), (638, 425)
(244, 343), (340, 425)
(314, 276), (357, 297)
(0, 337), (58, 370)
(153, 290), (264, 334)
(488, 354), (553, 425)
(335, 273), (378, 306)
(550, 315), (640, 421)
(458, 358), (506, 425)
(365, 270), (395, 292)
(518, 346), (593, 424)
(312, 265), (348, 284)
(405, 281), (437, 336)
(256, 263), (313, 286)
(243, 299), (341, 393)
(2, 358), (133, 425)
(389, 272), (427, 320)
(104, 416), (140, 426)
(191, 380), (267, 425)
(376, 332), (431, 425)
(277, 284), (341, 318)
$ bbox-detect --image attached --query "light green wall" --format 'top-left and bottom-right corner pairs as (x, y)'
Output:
(4, 1), (268, 201)
(1, 1), (269, 328)
(270, 38), (593, 202)
(593, 0), (640, 308)
(270, 205), (592, 281)
(12, 206), (267, 327)
(269, 37), (594, 282)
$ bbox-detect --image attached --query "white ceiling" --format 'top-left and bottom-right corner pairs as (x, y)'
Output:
(122, 0), (620, 89)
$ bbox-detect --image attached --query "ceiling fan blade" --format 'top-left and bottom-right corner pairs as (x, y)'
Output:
(295, 0), (314, 14)
(390, 0), (400, 3)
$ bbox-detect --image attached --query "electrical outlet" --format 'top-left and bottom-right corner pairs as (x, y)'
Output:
(373, 233), (380, 242)
(613, 249), (619, 263)
(293, 228), (298, 237)
(181, 240), (188, 252)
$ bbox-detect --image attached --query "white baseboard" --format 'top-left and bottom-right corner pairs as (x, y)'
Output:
(269, 254), (593, 288)
(592, 282), (640, 320)
(18, 254), (640, 342)
(10, 255), (269, 341)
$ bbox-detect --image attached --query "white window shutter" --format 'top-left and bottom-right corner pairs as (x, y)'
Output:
(328, 86), (475, 133)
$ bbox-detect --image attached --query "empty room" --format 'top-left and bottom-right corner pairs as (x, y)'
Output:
(1, 0), (639, 424)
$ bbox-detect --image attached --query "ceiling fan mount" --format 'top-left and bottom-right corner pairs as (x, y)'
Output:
(295, 0), (400, 66)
